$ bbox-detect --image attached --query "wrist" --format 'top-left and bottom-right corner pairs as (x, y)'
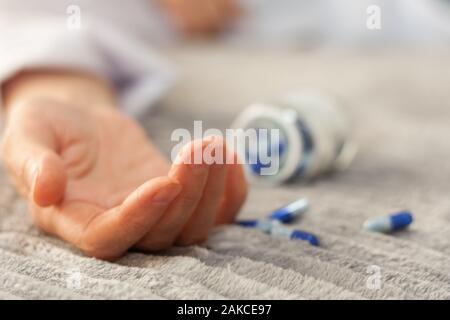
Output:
(2, 69), (118, 113)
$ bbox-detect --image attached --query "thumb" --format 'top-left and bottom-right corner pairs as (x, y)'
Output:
(2, 127), (67, 207)
(30, 150), (67, 206)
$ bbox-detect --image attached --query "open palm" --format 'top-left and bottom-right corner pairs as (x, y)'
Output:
(2, 101), (247, 260)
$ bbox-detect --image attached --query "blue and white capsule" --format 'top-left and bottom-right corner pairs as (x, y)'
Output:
(270, 224), (319, 246)
(363, 211), (413, 233)
(269, 198), (309, 223)
(237, 219), (319, 246)
(237, 219), (280, 233)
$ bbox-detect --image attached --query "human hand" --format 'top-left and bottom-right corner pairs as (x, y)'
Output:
(1, 71), (247, 260)
(159, 0), (240, 36)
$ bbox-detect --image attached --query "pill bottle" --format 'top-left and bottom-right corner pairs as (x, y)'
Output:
(231, 91), (357, 185)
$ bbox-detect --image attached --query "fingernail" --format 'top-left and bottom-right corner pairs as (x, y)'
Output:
(153, 183), (182, 204)
(29, 165), (40, 194)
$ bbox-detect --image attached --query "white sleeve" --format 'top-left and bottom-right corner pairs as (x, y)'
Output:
(0, 10), (176, 117)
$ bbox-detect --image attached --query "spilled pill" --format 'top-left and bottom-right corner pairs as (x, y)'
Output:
(363, 210), (413, 233)
(270, 224), (319, 246)
(237, 219), (279, 233)
(269, 198), (309, 223)
(237, 219), (319, 246)
(290, 230), (320, 246)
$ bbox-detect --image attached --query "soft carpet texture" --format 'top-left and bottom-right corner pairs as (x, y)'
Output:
(0, 46), (449, 299)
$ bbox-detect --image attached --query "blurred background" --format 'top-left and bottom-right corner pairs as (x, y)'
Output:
(1, 0), (450, 222)
(3, 0), (450, 49)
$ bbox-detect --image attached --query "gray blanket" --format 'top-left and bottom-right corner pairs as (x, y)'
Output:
(0, 46), (449, 299)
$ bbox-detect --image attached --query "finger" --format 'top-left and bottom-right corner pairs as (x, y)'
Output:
(32, 151), (67, 207)
(135, 138), (213, 251)
(33, 176), (181, 260)
(177, 138), (228, 245)
(221, 0), (240, 21)
(165, 0), (224, 34)
(215, 152), (248, 225)
(2, 115), (66, 206)
(80, 177), (181, 260)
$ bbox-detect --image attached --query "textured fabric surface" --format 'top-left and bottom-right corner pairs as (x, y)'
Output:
(0, 45), (449, 299)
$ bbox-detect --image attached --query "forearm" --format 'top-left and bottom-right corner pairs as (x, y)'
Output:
(2, 69), (117, 114)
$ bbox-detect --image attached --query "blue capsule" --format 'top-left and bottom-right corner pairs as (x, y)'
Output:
(270, 224), (319, 246)
(269, 198), (309, 223)
(237, 219), (279, 233)
(363, 211), (413, 233)
(290, 230), (320, 246)
(237, 219), (319, 246)
(237, 220), (258, 228)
